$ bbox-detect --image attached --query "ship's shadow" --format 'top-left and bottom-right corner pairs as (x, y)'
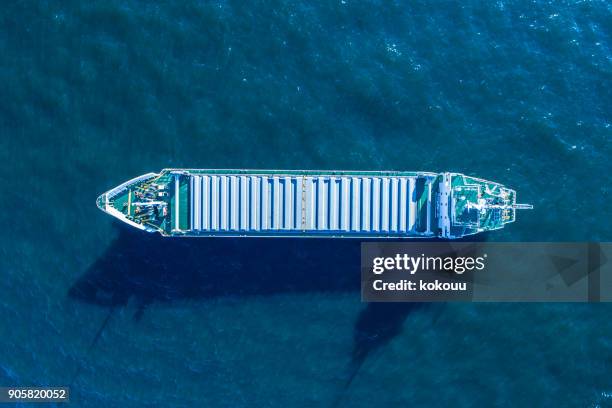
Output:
(69, 222), (487, 388)
(69, 223), (364, 310)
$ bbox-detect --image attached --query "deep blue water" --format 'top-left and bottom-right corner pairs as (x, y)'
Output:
(1, 0), (611, 406)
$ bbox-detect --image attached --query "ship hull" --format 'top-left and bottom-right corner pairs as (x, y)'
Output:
(97, 169), (531, 239)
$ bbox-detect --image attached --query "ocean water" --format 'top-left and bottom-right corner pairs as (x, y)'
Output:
(1, 0), (611, 406)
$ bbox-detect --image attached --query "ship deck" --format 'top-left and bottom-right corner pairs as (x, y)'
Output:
(167, 169), (440, 237)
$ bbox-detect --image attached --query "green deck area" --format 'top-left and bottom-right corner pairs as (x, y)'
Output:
(112, 191), (130, 215)
(178, 177), (189, 231)
(415, 178), (429, 232)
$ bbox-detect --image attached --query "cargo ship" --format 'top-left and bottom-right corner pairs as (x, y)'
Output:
(96, 169), (532, 239)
